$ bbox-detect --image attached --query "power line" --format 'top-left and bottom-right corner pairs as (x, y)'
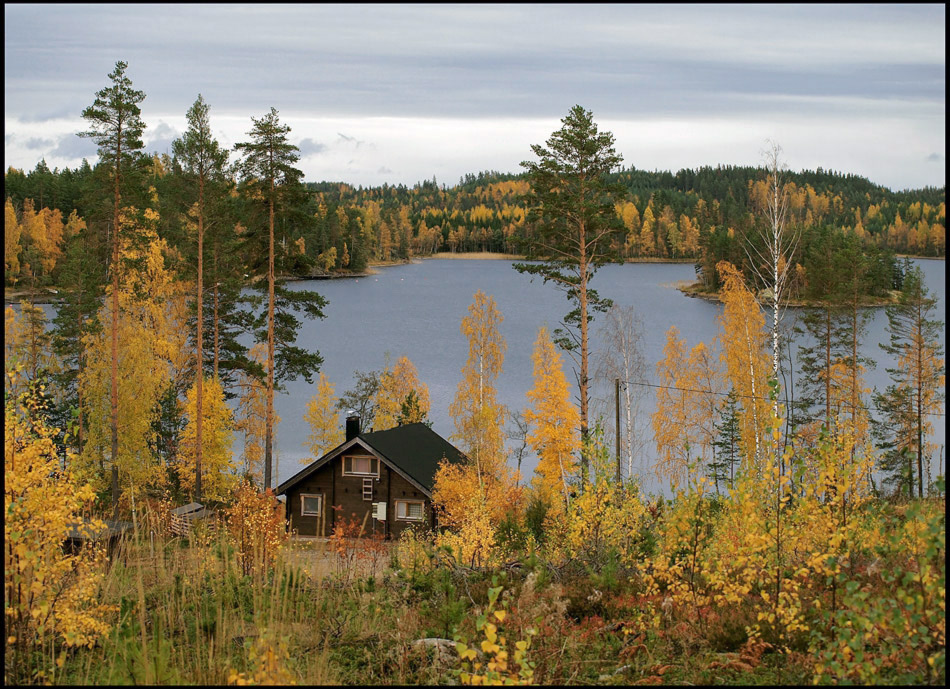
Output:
(619, 378), (946, 418)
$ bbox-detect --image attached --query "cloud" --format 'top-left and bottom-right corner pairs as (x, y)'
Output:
(24, 137), (54, 150)
(50, 133), (99, 160)
(145, 122), (180, 156)
(297, 137), (327, 157)
(377, 166), (393, 175)
(926, 152), (944, 163)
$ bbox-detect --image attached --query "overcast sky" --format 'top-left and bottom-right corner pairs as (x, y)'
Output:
(4, 3), (945, 191)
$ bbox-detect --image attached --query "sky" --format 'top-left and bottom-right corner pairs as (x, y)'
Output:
(4, 3), (946, 191)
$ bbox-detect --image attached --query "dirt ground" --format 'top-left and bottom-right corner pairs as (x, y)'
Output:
(281, 537), (393, 580)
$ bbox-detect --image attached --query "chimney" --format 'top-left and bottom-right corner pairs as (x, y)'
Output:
(345, 411), (360, 441)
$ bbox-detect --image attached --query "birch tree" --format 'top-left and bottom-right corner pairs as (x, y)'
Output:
(524, 326), (581, 510)
(745, 141), (802, 457)
(592, 303), (648, 482)
(449, 290), (507, 485)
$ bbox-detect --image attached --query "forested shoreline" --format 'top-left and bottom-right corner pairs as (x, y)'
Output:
(6, 151), (945, 293)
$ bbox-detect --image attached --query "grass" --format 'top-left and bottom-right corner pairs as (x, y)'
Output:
(10, 492), (945, 686)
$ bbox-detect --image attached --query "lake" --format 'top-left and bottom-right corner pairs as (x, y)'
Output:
(13, 257), (945, 496)
(270, 257), (945, 494)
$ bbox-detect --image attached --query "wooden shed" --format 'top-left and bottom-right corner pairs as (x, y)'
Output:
(63, 518), (132, 558)
(276, 414), (466, 539)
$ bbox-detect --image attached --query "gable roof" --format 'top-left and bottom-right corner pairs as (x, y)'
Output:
(360, 422), (467, 493)
(276, 422), (466, 497)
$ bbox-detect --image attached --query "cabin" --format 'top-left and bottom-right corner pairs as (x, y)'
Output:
(276, 413), (466, 539)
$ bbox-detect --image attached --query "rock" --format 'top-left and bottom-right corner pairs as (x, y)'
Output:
(411, 637), (458, 667)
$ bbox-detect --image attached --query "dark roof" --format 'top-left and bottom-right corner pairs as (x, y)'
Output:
(65, 519), (132, 541)
(360, 422), (467, 493)
(276, 422), (466, 496)
(169, 502), (204, 516)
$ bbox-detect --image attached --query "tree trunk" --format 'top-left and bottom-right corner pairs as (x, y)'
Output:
(265, 183), (276, 490)
(578, 219), (590, 488)
(213, 246), (219, 379)
(111, 129), (121, 514)
(195, 178), (204, 501)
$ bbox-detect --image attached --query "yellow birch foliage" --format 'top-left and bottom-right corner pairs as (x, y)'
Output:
(432, 459), (524, 568)
(303, 372), (343, 462)
(449, 290), (508, 482)
(226, 481), (288, 577)
(227, 631), (297, 685)
(5, 372), (115, 660)
(654, 328), (700, 488)
(434, 482), (500, 569)
(5, 197), (21, 278)
(178, 376), (237, 501)
(716, 261), (771, 472)
(654, 330), (724, 489)
(234, 344), (275, 485)
(562, 438), (647, 566)
(524, 326), (580, 510)
(63, 209), (86, 241)
(37, 207), (64, 274)
(373, 355), (430, 430)
(76, 213), (177, 498)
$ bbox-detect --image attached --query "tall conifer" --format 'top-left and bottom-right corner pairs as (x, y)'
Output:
(79, 60), (146, 510)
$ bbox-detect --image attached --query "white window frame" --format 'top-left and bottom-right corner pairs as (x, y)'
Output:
(300, 493), (323, 517)
(342, 455), (379, 477)
(395, 499), (426, 522)
(362, 477), (374, 501)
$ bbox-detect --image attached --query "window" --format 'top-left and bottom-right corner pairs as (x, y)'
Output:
(395, 500), (425, 521)
(343, 455), (379, 477)
(300, 493), (323, 517)
(362, 478), (374, 501)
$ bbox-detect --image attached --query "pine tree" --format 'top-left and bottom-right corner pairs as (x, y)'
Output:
(172, 94), (229, 501)
(78, 60), (147, 510)
(514, 105), (625, 488)
(235, 108), (326, 488)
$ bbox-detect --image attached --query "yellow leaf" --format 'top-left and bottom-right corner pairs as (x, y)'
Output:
(494, 609), (507, 622)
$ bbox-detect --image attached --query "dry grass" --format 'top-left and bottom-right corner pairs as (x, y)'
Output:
(282, 537), (392, 580)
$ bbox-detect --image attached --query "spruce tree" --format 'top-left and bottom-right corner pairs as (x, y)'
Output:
(874, 264), (945, 498)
